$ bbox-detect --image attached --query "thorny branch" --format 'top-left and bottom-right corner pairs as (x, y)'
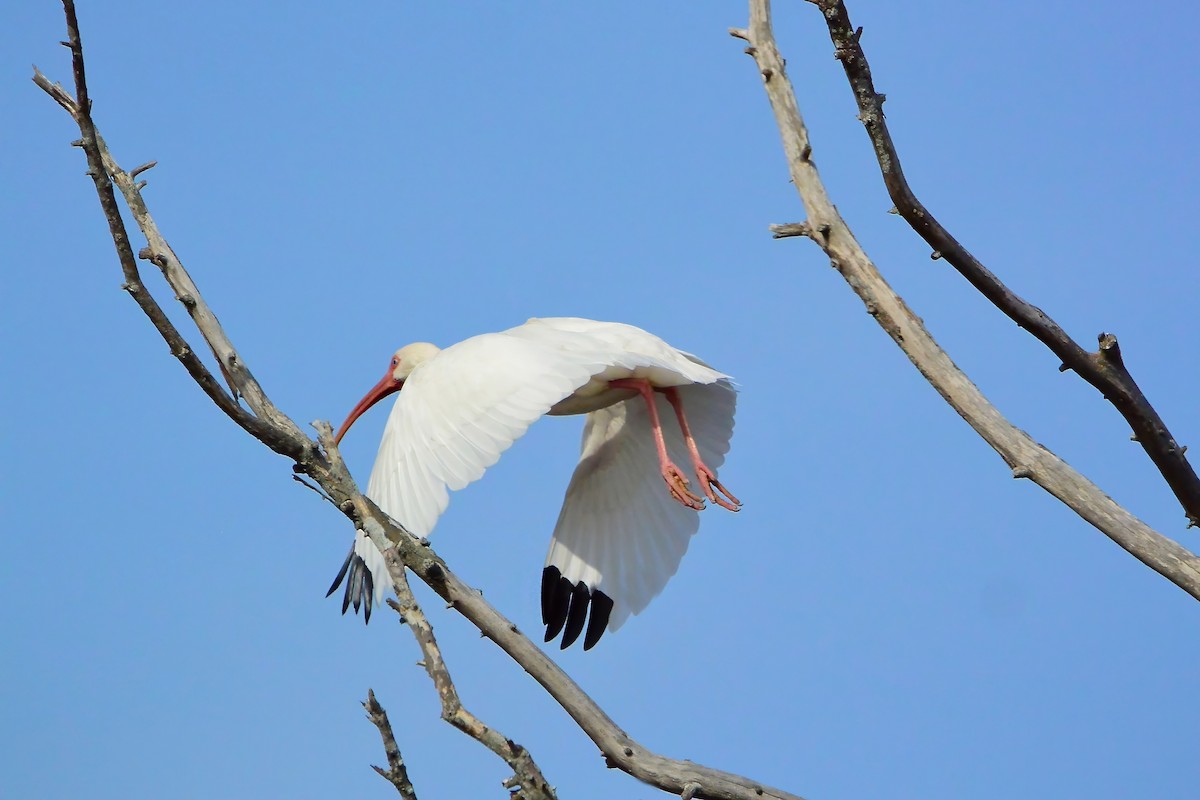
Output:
(811, 0), (1200, 529)
(364, 690), (419, 800)
(732, 0), (1200, 598)
(35, 3), (804, 799)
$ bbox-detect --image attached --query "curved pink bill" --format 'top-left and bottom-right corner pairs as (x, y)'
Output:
(334, 368), (403, 445)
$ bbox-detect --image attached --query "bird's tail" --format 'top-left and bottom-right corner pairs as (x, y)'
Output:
(325, 529), (391, 623)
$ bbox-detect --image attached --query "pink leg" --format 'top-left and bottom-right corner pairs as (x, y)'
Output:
(663, 387), (742, 512)
(609, 378), (705, 510)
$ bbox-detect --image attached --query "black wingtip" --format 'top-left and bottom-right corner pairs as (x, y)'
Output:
(541, 566), (561, 623)
(345, 555), (363, 615)
(327, 546), (375, 625)
(362, 568), (374, 624)
(542, 566), (573, 641)
(560, 582), (591, 649)
(541, 566), (613, 651)
(583, 590), (613, 651)
(326, 545), (355, 598)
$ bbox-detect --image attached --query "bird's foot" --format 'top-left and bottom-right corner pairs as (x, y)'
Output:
(662, 464), (706, 510)
(696, 464), (742, 512)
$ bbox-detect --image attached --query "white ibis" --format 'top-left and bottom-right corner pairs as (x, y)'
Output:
(328, 317), (740, 650)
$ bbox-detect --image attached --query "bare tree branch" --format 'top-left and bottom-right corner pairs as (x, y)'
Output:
(364, 690), (420, 800)
(385, 566), (556, 800)
(31, 66), (307, 453)
(734, 0), (1200, 598)
(35, 5), (807, 799)
(31, 66), (275, 447)
(808, 0), (1200, 528)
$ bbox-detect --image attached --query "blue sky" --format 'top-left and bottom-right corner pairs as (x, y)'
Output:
(5, 2), (1199, 798)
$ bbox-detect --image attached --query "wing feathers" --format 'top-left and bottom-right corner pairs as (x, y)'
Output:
(583, 591), (614, 650)
(543, 380), (736, 646)
(561, 583), (591, 648)
(368, 334), (605, 538)
(541, 566), (572, 641)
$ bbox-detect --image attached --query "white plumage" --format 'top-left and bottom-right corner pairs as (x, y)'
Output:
(329, 317), (739, 649)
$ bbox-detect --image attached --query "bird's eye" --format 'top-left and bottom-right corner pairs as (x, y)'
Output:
(391, 357), (400, 367)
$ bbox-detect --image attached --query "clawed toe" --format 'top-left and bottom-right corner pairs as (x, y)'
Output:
(697, 466), (741, 512)
(663, 465), (705, 510)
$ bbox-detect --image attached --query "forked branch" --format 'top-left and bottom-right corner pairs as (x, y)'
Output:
(364, 690), (420, 800)
(384, 561), (556, 799)
(734, 0), (1200, 598)
(811, 0), (1200, 528)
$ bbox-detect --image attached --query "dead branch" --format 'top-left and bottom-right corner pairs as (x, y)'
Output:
(735, 0), (1200, 598)
(810, 0), (1200, 528)
(385, 562), (556, 800)
(35, 3), (805, 799)
(364, 690), (420, 800)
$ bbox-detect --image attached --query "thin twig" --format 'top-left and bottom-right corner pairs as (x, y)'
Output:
(385, 568), (557, 800)
(737, 0), (1200, 598)
(364, 690), (419, 800)
(291, 472), (335, 505)
(812, 0), (1200, 528)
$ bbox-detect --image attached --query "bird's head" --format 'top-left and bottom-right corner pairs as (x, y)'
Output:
(334, 342), (440, 444)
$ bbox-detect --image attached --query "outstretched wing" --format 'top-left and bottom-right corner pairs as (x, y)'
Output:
(541, 379), (737, 649)
(370, 332), (609, 536)
(331, 332), (608, 617)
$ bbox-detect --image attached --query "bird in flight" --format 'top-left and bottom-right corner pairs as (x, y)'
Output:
(328, 317), (740, 650)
